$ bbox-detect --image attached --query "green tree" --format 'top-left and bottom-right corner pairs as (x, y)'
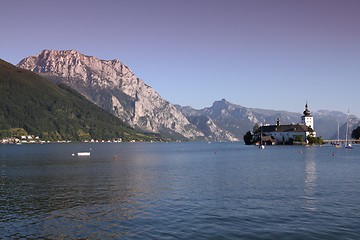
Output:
(307, 136), (324, 145)
(352, 126), (360, 139)
(243, 131), (253, 145)
(0, 128), (28, 138)
(294, 135), (304, 143)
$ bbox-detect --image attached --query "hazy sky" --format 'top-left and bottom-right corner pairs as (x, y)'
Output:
(1, 0), (360, 117)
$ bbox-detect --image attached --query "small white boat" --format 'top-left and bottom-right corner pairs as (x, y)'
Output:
(345, 143), (353, 149)
(77, 152), (91, 156)
(72, 151), (91, 156)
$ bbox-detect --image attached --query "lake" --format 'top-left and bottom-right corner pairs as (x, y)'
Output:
(1, 142), (360, 239)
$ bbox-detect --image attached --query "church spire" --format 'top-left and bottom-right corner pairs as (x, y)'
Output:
(303, 101), (311, 117)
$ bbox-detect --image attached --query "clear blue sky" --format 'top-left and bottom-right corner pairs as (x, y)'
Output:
(1, 0), (360, 117)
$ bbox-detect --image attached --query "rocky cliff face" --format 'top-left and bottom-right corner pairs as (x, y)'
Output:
(18, 50), (204, 140)
(177, 99), (256, 140)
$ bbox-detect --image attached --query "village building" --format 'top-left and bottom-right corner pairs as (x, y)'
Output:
(254, 103), (316, 145)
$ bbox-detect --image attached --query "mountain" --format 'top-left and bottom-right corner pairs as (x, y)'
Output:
(0, 59), (163, 142)
(16, 50), (359, 142)
(177, 99), (299, 140)
(177, 99), (360, 140)
(18, 50), (204, 140)
(178, 99), (254, 140)
(178, 112), (239, 141)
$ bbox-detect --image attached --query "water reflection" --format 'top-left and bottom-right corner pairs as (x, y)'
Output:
(0, 150), (145, 238)
(303, 148), (317, 212)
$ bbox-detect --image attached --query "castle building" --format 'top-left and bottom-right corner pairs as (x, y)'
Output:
(254, 102), (316, 145)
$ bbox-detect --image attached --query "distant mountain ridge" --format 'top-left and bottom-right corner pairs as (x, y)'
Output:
(17, 50), (359, 141)
(177, 99), (359, 140)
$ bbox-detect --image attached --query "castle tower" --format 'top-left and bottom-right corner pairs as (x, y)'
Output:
(301, 102), (314, 130)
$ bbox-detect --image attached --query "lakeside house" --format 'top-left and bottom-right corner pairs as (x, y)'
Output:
(254, 103), (316, 145)
(1, 135), (44, 144)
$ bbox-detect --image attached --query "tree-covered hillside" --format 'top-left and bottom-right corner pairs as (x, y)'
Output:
(0, 59), (163, 142)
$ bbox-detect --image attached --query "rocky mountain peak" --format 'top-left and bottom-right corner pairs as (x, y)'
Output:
(211, 98), (243, 111)
(18, 49), (128, 89)
(18, 50), (204, 140)
(212, 98), (230, 107)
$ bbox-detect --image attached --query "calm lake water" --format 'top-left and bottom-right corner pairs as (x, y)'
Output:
(1, 142), (360, 239)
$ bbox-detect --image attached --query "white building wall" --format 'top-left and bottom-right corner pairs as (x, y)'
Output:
(266, 131), (308, 143)
(302, 116), (314, 129)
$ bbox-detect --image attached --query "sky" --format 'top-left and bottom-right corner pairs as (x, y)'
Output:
(1, 0), (360, 117)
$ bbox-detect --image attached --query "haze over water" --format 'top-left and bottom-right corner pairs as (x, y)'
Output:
(1, 142), (360, 239)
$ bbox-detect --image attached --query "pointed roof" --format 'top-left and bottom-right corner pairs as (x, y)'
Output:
(303, 102), (312, 117)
